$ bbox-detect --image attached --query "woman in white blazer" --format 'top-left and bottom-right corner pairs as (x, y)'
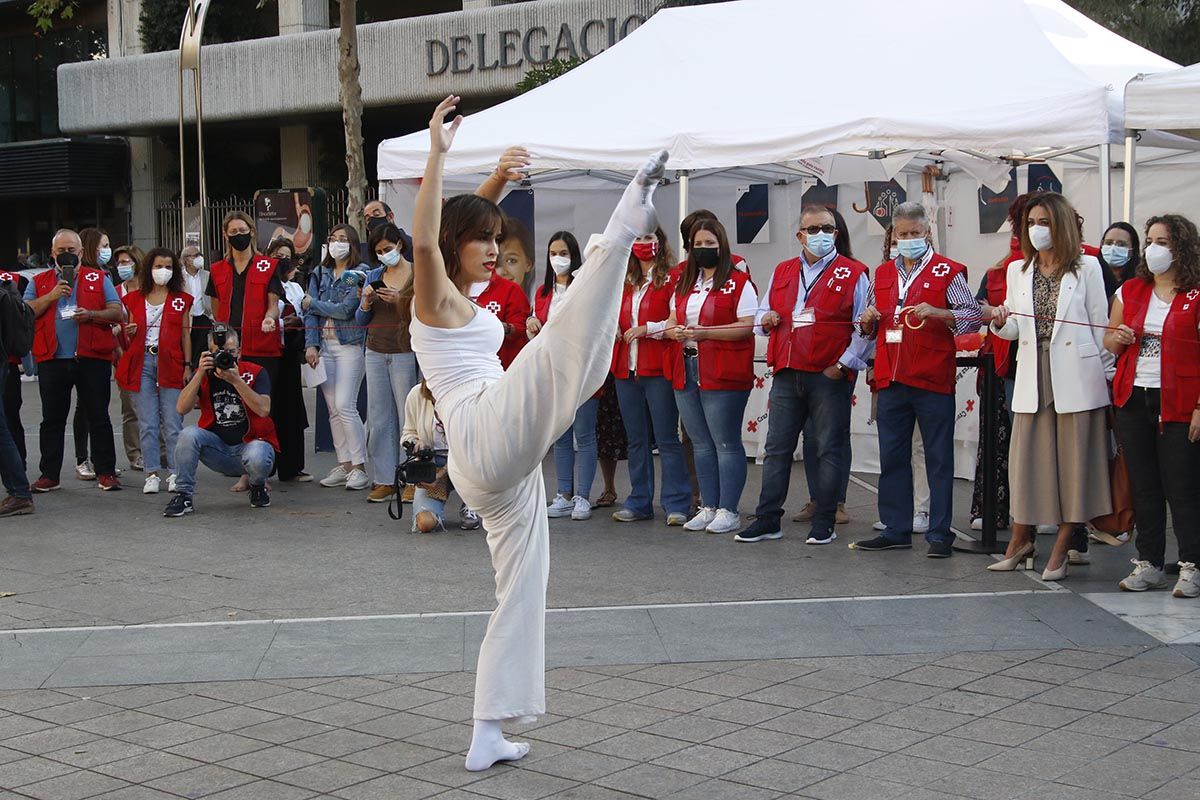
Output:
(989, 193), (1113, 581)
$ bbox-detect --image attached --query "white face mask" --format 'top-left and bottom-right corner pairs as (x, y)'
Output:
(888, 245), (899, 260)
(549, 255), (573, 275)
(1145, 243), (1174, 275)
(191, 256), (205, 270)
(328, 241), (351, 261)
(151, 267), (173, 286)
(1029, 225), (1054, 252)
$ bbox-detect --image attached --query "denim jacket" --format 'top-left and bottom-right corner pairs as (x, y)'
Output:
(305, 263), (369, 348)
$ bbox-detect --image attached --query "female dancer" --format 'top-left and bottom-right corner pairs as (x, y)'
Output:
(409, 95), (664, 771)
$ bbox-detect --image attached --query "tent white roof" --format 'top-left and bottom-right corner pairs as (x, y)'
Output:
(377, 0), (1177, 180)
(1125, 63), (1200, 139)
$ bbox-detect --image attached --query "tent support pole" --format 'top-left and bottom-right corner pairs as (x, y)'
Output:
(1098, 144), (1112, 230)
(1123, 133), (1137, 223)
(677, 170), (690, 254)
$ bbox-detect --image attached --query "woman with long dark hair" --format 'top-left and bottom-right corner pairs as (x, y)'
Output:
(267, 237), (311, 483)
(409, 95), (664, 770)
(664, 218), (757, 535)
(1100, 221), (1141, 288)
(1106, 214), (1200, 597)
(115, 248), (192, 494)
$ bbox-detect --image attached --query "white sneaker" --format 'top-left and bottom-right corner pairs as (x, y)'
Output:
(320, 465), (349, 487)
(913, 512), (930, 534)
(1174, 562), (1200, 599)
(76, 460), (96, 481)
(142, 474), (160, 494)
(666, 512), (688, 527)
(547, 494), (574, 518)
(706, 508), (740, 534)
(571, 495), (592, 520)
(684, 507), (716, 531)
(20, 374), (36, 382)
(970, 518), (983, 531)
(344, 468), (370, 491)
(167, 474), (177, 493)
(1119, 560), (1170, 592)
(872, 520), (886, 531)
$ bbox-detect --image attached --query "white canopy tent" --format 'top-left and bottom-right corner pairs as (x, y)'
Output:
(378, 0), (1179, 234)
(1122, 63), (1200, 221)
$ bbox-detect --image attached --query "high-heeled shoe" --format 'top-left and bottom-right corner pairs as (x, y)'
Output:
(987, 542), (1036, 572)
(1041, 558), (1069, 581)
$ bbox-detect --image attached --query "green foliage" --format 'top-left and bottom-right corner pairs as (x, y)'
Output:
(1066, 0), (1198, 64)
(26, 0), (78, 33)
(515, 56), (583, 93)
(139, 0), (277, 54)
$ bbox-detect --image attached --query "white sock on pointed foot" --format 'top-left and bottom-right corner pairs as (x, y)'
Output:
(465, 718), (530, 772)
(603, 150), (669, 245)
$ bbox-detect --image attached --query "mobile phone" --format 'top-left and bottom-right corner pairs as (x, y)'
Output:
(369, 280), (387, 291)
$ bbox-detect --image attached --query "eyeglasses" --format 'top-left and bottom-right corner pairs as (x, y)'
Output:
(802, 225), (838, 235)
(328, 236), (351, 244)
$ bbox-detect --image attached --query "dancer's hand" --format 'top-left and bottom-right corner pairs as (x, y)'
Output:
(430, 95), (463, 154)
(494, 146), (530, 182)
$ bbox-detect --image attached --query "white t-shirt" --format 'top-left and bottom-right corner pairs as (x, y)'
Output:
(626, 277), (668, 371)
(468, 281), (488, 302)
(145, 301), (164, 348)
(684, 275), (758, 327)
(548, 282), (568, 320)
(1118, 284), (1169, 389)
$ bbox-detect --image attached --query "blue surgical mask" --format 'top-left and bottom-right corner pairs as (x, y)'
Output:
(896, 238), (928, 261)
(805, 232), (836, 259)
(97, 247), (112, 266)
(1101, 244), (1130, 267)
(117, 263), (136, 282)
(379, 249), (401, 267)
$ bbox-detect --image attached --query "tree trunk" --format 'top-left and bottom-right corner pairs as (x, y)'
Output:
(337, 0), (366, 236)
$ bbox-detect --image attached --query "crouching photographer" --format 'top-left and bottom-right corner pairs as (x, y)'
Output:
(163, 324), (279, 517)
(396, 381), (480, 532)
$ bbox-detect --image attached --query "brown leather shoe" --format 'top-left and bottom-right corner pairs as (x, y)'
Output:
(791, 501), (816, 523)
(0, 495), (33, 517)
(836, 503), (849, 525)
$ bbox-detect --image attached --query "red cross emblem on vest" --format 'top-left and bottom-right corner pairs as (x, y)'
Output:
(256, 260), (272, 273)
(1188, 290), (1199, 301)
(485, 301), (501, 315)
(240, 371), (254, 383)
(833, 266), (851, 281)
(719, 279), (737, 295)
(171, 297), (187, 313)
(930, 263), (950, 278)
(0, 271), (12, 281)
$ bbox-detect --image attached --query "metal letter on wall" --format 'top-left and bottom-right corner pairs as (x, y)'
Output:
(179, 0), (213, 259)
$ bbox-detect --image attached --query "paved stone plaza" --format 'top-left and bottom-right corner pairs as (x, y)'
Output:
(2, 388), (1199, 799)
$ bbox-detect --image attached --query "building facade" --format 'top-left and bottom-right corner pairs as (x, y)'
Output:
(56, 0), (659, 253)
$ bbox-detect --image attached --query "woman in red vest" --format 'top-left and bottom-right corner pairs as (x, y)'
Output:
(664, 219), (756, 535)
(611, 227), (689, 525)
(206, 211), (283, 372)
(1105, 214), (1200, 599)
(116, 248), (193, 495)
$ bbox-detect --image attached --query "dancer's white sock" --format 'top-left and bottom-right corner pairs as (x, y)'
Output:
(602, 149), (669, 246)
(465, 718), (530, 772)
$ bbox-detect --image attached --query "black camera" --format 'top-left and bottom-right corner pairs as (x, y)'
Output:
(210, 324), (236, 370)
(397, 441), (438, 487)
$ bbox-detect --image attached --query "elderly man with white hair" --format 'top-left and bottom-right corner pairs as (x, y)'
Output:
(855, 202), (983, 558)
(24, 228), (124, 492)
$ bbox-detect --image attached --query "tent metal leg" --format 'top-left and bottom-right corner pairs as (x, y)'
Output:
(677, 170), (690, 254)
(1099, 144), (1112, 230)
(1123, 134), (1137, 223)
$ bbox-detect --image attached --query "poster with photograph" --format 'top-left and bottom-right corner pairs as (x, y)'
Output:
(254, 188), (326, 270)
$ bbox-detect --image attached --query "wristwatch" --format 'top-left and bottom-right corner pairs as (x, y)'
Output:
(834, 362), (848, 376)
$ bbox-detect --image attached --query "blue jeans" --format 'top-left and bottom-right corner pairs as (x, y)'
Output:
(615, 374), (690, 517)
(366, 350), (420, 486)
(673, 357), (750, 512)
(804, 429), (850, 504)
(173, 426), (275, 496)
(554, 396), (598, 498)
(876, 383), (955, 544)
(412, 453), (449, 531)
(758, 369), (852, 533)
(133, 354), (182, 474)
(0, 361), (30, 499)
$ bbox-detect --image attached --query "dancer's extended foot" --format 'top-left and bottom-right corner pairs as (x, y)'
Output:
(465, 719), (530, 772)
(603, 150), (669, 244)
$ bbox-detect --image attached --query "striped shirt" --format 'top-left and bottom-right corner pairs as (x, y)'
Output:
(866, 249), (983, 336)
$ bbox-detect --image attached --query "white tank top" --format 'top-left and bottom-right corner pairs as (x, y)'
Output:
(410, 305), (505, 403)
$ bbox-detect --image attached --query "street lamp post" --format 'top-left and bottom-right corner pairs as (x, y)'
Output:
(179, 0), (212, 258)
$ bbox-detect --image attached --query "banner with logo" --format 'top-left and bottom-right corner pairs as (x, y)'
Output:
(978, 168), (1018, 234)
(801, 180), (839, 213)
(865, 180), (906, 232)
(253, 188), (326, 271)
(1028, 164), (1062, 195)
(736, 184), (770, 244)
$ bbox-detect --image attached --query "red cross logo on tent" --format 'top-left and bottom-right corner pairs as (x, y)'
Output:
(485, 301), (501, 315)
(833, 266), (851, 280)
(931, 264), (950, 278)
(171, 298), (187, 313)
(720, 279), (737, 295)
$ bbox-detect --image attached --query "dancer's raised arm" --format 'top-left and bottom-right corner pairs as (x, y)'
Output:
(412, 96), (467, 325)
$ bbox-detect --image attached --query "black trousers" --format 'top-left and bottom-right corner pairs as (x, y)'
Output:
(273, 330), (309, 480)
(190, 314), (212, 368)
(3, 360), (24, 466)
(1116, 387), (1200, 567)
(38, 358), (117, 481)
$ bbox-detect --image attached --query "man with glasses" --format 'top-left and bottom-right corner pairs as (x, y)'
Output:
(735, 207), (870, 544)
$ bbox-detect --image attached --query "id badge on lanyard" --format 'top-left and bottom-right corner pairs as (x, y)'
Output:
(794, 263), (825, 328)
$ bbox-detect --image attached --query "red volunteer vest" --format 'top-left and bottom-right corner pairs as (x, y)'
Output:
(196, 360), (281, 451)
(766, 254), (866, 374)
(209, 257), (282, 358)
(612, 276), (676, 379)
(665, 269), (755, 391)
(1113, 279), (1200, 424)
(533, 284), (554, 324)
(475, 273), (530, 370)
(31, 268), (115, 363)
(872, 253), (965, 394)
(981, 267), (1014, 379)
(116, 290), (194, 392)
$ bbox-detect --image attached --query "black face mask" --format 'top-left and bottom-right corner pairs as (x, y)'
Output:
(229, 232), (253, 252)
(55, 252), (80, 270)
(366, 216), (388, 231)
(692, 247), (720, 269)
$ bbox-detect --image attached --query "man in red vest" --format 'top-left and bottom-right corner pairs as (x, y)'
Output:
(164, 325), (279, 517)
(735, 206), (870, 545)
(24, 229), (124, 492)
(856, 202), (983, 558)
